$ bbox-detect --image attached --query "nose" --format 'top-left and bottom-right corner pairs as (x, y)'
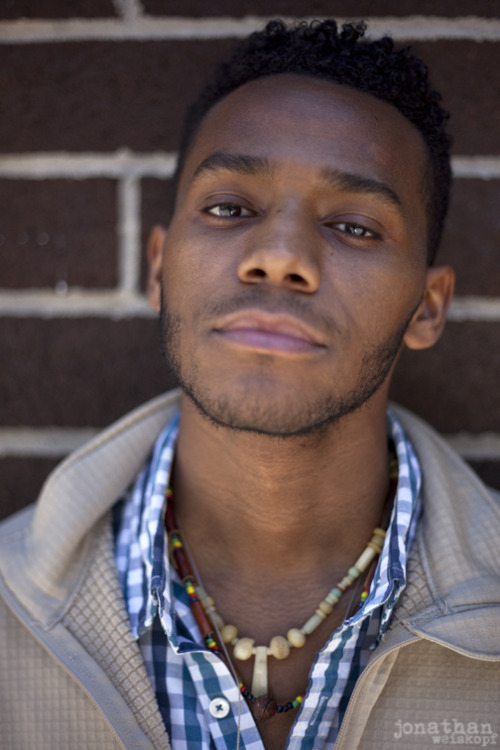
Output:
(237, 210), (321, 293)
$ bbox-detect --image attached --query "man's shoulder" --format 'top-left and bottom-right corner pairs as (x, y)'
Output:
(393, 404), (500, 599)
(0, 390), (182, 621)
(1, 389), (182, 524)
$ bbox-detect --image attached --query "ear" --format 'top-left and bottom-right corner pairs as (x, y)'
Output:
(146, 225), (168, 313)
(403, 266), (455, 351)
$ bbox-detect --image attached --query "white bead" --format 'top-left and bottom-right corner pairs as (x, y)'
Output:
(367, 541), (382, 555)
(301, 612), (324, 635)
(372, 528), (386, 544)
(269, 635), (290, 660)
(220, 624), (238, 643)
(287, 628), (306, 648)
(233, 637), (255, 660)
(210, 611), (225, 630)
(196, 584), (207, 598)
(325, 591), (340, 606)
(354, 546), (376, 572)
(318, 600), (334, 616)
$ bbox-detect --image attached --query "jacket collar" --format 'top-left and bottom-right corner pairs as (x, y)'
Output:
(0, 390), (182, 624)
(390, 404), (500, 658)
(1, 392), (499, 653)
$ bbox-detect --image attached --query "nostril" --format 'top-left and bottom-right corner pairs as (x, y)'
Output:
(287, 273), (308, 286)
(247, 268), (267, 279)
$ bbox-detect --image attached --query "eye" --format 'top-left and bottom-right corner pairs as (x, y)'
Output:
(334, 222), (379, 239)
(205, 203), (254, 219)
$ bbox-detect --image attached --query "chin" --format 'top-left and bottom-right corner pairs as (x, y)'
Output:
(181, 380), (377, 439)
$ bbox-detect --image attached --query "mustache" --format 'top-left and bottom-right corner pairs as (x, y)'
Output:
(195, 286), (340, 335)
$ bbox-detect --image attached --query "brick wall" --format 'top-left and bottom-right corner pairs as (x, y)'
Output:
(1, 0), (499, 520)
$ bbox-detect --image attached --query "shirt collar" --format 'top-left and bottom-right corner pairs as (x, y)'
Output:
(115, 408), (421, 645)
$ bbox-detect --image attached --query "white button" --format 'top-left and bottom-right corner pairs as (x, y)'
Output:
(209, 697), (230, 719)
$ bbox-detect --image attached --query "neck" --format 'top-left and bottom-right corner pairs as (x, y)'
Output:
(172, 393), (391, 588)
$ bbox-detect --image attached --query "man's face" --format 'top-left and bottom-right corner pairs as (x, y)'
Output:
(154, 75), (432, 437)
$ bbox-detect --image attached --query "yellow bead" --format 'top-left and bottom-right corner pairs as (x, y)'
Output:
(269, 635), (290, 660)
(221, 624), (238, 644)
(287, 628), (306, 648)
(233, 637), (255, 660)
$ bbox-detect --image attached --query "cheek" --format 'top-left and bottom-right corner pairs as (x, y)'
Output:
(334, 258), (425, 337)
(165, 221), (238, 286)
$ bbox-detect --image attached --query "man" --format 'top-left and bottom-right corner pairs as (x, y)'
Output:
(1, 18), (499, 750)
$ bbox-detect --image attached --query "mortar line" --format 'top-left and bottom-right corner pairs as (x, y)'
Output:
(0, 153), (499, 179)
(0, 16), (500, 43)
(117, 176), (141, 292)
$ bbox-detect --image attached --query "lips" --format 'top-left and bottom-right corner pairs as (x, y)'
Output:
(214, 310), (325, 354)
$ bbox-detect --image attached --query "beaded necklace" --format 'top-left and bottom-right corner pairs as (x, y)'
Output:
(164, 450), (398, 722)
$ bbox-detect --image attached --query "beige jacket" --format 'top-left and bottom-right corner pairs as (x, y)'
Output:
(1, 390), (500, 750)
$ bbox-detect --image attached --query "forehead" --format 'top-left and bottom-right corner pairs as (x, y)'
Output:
(177, 74), (429, 210)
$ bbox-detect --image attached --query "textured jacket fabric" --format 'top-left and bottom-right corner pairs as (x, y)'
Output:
(1, 389), (499, 750)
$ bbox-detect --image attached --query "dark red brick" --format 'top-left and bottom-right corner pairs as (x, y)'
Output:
(1, 39), (498, 155)
(0, 0), (116, 19)
(0, 457), (60, 521)
(468, 460), (500, 491)
(0, 179), (117, 289)
(0, 40), (237, 153)
(140, 178), (174, 289)
(438, 179), (500, 296)
(390, 321), (500, 434)
(143, 0), (499, 17)
(413, 41), (500, 155)
(0, 317), (176, 428)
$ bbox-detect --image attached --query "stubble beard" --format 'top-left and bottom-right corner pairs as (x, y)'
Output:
(159, 295), (417, 439)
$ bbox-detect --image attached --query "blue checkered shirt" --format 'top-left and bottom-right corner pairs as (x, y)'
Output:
(114, 409), (421, 750)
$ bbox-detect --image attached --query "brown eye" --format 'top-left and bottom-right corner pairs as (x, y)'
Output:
(207, 203), (253, 218)
(335, 223), (377, 238)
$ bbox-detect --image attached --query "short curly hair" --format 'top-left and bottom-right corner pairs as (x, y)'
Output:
(173, 19), (452, 264)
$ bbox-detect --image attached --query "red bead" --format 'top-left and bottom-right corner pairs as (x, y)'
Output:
(172, 549), (191, 581)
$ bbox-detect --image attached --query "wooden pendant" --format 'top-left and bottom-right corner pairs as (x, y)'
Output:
(252, 694), (278, 721)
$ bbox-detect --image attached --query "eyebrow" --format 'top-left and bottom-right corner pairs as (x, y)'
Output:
(191, 151), (402, 211)
(319, 168), (402, 210)
(192, 152), (272, 180)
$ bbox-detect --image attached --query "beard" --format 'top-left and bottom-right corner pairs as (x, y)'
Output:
(159, 290), (418, 439)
